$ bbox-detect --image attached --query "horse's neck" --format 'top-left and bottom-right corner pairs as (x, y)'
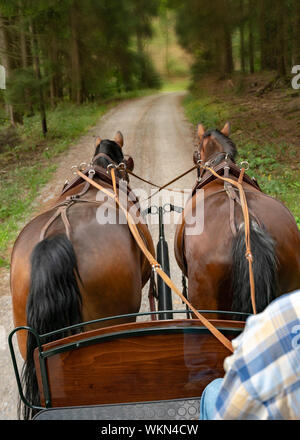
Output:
(204, 151), (228, 166)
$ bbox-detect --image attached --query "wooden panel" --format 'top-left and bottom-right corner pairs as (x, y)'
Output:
(34, 319), (244, 408)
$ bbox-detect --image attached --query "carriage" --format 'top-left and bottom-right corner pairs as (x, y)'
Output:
(8, 196), (246, 420)
(8, 126), (300, 420)
(9, 314), (246, 420)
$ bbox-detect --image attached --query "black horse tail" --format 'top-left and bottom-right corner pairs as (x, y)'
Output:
(20, 234), (83, 420)
(231, 221), (278, 316)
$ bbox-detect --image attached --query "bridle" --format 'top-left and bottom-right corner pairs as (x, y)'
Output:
(194, 150), (231, 181)
(92, 151), (132, 182)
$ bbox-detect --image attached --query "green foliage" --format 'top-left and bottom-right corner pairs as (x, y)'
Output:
(237, 141), (300, 229)
(183, 94), (230, 127)
(0, 101), (108, 262)
(169, 0), (298, 83)
(5, 67), (46, 113)
(182, 93), (300, 230)
(0, 0), (162, 129)
(0, 88), (156, 264)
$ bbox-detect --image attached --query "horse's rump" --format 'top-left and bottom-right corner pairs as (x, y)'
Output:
(176, 184), (300, 314)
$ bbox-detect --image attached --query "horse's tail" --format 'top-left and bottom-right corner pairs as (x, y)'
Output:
(20, 234), (83, 419)
(231, 221), (278, 316)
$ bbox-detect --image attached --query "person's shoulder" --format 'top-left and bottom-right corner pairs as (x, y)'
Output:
(230, 290), (300, 357)
(247, 290), (300, 332)
(267, 290), (300, 313)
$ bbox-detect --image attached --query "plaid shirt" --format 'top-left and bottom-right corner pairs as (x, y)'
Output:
(214, 290), (300, 420)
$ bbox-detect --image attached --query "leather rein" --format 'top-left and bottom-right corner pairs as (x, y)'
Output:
(38, 152), (257, 353)
(39, 154), (136, 242)
(124, 153), (259, 316)
(77, 167), (235, 353)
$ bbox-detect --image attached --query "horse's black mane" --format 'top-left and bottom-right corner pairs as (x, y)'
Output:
(202, 129), (238, 163)
(94, 139), (124, 167)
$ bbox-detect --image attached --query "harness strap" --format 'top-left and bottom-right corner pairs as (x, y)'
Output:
(148, 270), (158, 321)
(204, 166), (257, 315)
(192, 159), (261, 196)
(40, 202), (74, 241)
(77, 168), (234, 353)
(224, 166), (237, 236)
(66, 169), (96, 200)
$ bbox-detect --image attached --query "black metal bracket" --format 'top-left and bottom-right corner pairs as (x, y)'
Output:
(144, 204), (183, 319)
(8, 326), (51, 411)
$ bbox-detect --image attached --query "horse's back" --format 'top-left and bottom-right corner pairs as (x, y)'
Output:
(10, 198), (149, 357)
(176, 186), (300, 310)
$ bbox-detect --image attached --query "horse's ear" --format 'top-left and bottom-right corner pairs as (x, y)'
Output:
(114, 131), (124, 147)
(95, 136), (101, 148)
(221, 122), (231, 137)
(197, 124), (205, 138)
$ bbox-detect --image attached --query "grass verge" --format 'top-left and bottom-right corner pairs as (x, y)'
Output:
(182, 93), (300, 229)
(0, 89), (158, 267)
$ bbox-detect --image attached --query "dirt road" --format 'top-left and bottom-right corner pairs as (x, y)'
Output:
(0, 91), (196, 419)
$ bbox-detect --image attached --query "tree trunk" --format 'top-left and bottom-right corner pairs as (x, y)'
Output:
(240, 0), (246, 72)
(70, 3), (81, 104)
(224, 27), (234, 75)
(248, 0), (255, 73)
(137, 31), (146, 85)
(0, 15), (23, 125)
(50, 72), (55, 109)
(259, 0), (277, 70)
(49, 36), (59, 108)
(29, 21), (47, 136)
(218, 0), (234, 77)
(292, 0), (300, 65)
(160, 9), (170, 77)
(259, 0), (267, 70)
(275, 0), (286, 76)
(20, 12), (34, 115)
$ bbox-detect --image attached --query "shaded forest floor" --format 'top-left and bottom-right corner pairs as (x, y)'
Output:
(183, 72), (300, 228)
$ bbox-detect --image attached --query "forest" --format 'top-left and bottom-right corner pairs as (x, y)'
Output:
(0, 0), (161, 131)
(173, 0), (300, 79)
(0, 0), (300, 127)
(0, 0), (299, 267)
(0, 0), (299, 130)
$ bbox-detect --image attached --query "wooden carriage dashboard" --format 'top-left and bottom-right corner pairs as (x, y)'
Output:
(33, 318), (244, 409)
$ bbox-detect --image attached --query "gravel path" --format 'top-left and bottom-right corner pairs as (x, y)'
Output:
(0, 91), (196, 419)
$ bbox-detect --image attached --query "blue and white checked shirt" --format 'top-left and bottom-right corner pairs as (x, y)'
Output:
(214, 290), (300, 419)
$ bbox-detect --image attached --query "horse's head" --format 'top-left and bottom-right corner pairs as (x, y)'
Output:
(194, 122), (237, 166)
(93, 131), (134, 178)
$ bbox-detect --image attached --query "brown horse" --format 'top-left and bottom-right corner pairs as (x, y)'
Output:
(175, 122), (300, 317)
(10, 131), (154, 418)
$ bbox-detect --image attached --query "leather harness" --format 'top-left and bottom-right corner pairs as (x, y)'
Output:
(39, 159), (140, 242)
(178, 157), (262, 279)
(78, 167), (235, 353)
(192, 158), (261, 233)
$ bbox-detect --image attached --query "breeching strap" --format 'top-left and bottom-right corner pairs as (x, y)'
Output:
(77, 168), (234, 353)
(204, 166), (257, 315)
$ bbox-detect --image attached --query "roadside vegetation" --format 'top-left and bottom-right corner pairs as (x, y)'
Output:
(0, 89), (158, 268)
(183, 78), (300, 230)
(0, 0), (164, 268)
(1, 0), (299, 266)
